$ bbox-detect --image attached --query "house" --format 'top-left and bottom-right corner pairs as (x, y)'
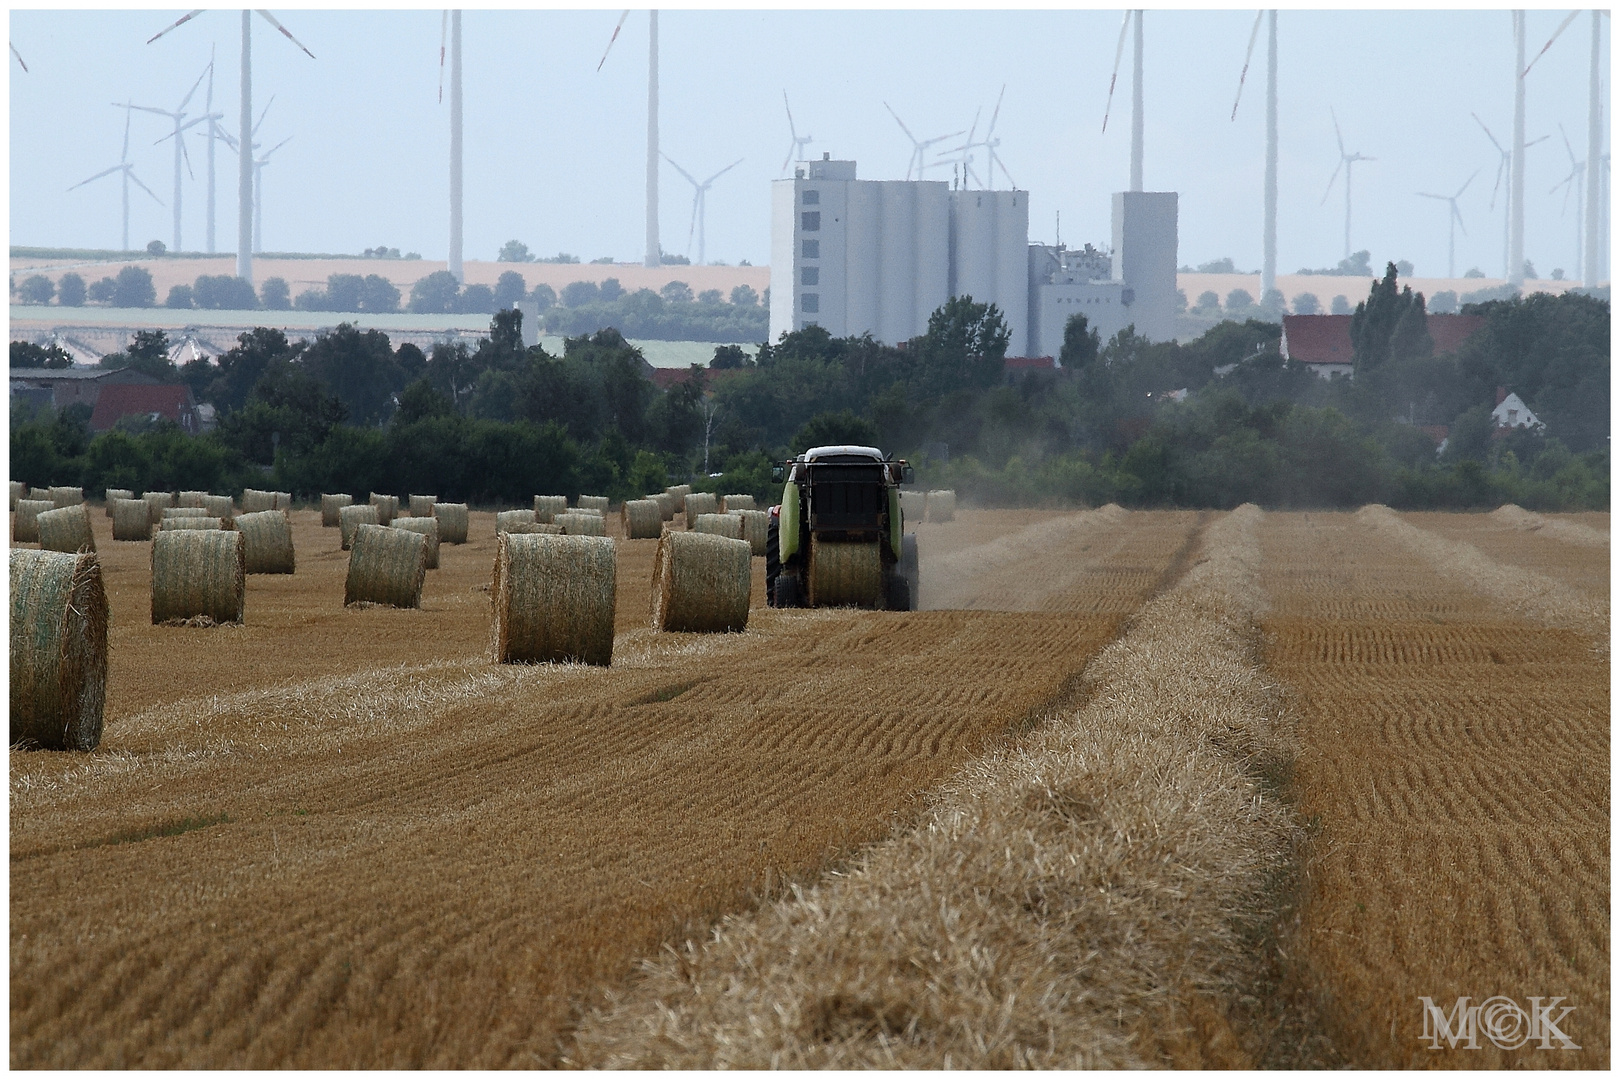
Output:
(646, 366), (751, 392)
(89, 383), (204, 435)
(1491, 386), (1543, 433)
(1280, 312), (1487, 380)
(1003, 355), (1057, 383)
(6, 364), (160, 411)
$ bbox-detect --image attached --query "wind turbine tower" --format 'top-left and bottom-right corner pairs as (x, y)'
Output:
(1585, 10), (1605, 287)
(68, 104), (164, 252)
(1232, 10), (1279, 300)
(129, 65), (208, 253)
(255, 137), (293, 253)
(1131, 9), (1143, 191)
(443, 11), (464, 283)
(1510, 10), (1526, 286)
(646, 12), (659, 268)
(663, 154), (743, 265)
(1417, 170), (1478, 279)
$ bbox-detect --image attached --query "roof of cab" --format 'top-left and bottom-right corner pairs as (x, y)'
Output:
(802, 445), (885, 462)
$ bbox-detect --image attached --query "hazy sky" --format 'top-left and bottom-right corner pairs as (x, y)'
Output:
(9, 7), (1609, 280)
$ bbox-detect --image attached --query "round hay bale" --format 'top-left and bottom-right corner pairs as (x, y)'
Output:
(10, 481), (25, 510)
(178, 490), (208, 508)
(622, 499), (664, 539)
(693, 512), (743, 540)
(320, 493), (353, 527)
(236, 509), (295, 574)
(498, 508), (537, 534)
(112, 498), (154, 541)
(509, 522), (562, 535)
(684, 491), (719, 529)
(665, 484), (691, 513)
(339, 503), (380, 550)
(241, 487), (275, 513)
(14, 499), (54, 543)
(734, 508), (769, 556)
(492, 532), (616, 666)
(11, 549), (108, 750)
(651, 491), (676, 520)
(201, 494), (235, 519)
(151, 528), (245, 626)
(807, 536), (884, 608)
(345, 523), (427, 608)
(159, 516), (226, 531)
(408, 494), (437, 518)
(577, 494), (610, 514)
(48, 486), (84, 508)
(391, 515), (441, 569)
(899, 489), (926, 528)
(28, 486), (52, 502)
(368, 492), (398, 524)
(143, 491), (176, 523)
(533, 494), (569, 523)
(433, 502), (469, 544)
(556, 511), (607, 537)
(37, 504), (96, 554)
(163, 506), (211, 519)
(926, 489), (956, 522)
(271, 491), (293, 512)
(652, 530), (751, 633)
(720, 493), (756, 513)
(104, 487), (134, 515)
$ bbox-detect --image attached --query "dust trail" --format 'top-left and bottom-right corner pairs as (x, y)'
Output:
(919, 504), (1129, 610)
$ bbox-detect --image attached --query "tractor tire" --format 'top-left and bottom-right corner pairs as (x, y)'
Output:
(773, 572), (800, 608)
(765, 513), (781, 606)
(900, 532), (919, 610)
(886, 574), (911, 612)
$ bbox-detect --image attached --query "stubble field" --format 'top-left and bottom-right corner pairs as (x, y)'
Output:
(9, 503), (1608, 1067)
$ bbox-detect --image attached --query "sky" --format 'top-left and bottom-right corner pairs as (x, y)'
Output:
(8, 6), (1610, 282)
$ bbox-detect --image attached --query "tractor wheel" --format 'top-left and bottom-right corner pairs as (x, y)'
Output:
(772, 572), (800, 608)
(765, 514), (781, 606)
(900, 532), (919, 610)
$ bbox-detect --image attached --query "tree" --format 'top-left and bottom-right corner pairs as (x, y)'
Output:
(1225, 288), (1255, 312)
(165, 284), (195, 308)
(532, 283), (557, 311)
(57, 273), (86, 307)
(111, 265), (156, 307)
(88, 276), (116, 303)
(409, 270), (461, 314)
(1292, 292), (1321, 315)
(396, 376), (454, 423)
(10, 341), (72, 368)
(1194, 290), (1220, 312)
(730, 284), (758, 307)
(561, 280), (600, 307)
(661, 280), (693, 303)
(1197, 257), (1237, 273)
(791, 409), (878, 453)
(358, 274), (400, 313)
(299, 323), (404, 425)
(697, 288), (723, 304)
(494, 270), (528, 309)
(458, 283), (495, 314)
(599, 277), (625, 303)
(1350, 262), (1426, 375)
(206, 327), (300, 414)
(325, 274), (364, 311)
(911, 295), (1011, 393)
(125, 329), (178, 382)
(1330, 295), (1351, 315)
(193, 274), (258, 309)
(146, 239), (166, 256)
(1059, 312), (1100, 369)
(260, 277), (292, 310)
(497, 239), (534, 262)
(16, 274), (54, 304)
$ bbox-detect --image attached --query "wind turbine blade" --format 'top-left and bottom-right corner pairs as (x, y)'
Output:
(1454, 167), (1480, 199)
(1525, 134), (1549, 148)
(265, 135), (293, 158)
(1331, 107), (1345, 157)
(705, 158), (745, 185)
(124, 104), (174, 118)
(68, 165), (125, 190)
(1231, 9), (1264, 121)
(255, 11), (316, 59)
(1559, 121), (1578, 166)
(120, 104), (132, 162)
(596, 9), (630, 72)
(177, 64), (208, 113)
(206, 45), (214, 109)
(781, 142), (796, 175)
(10, 42), (27, 72)
(1471, 112), (1505, 155)
(1321, 159), (1343, 204)
(883, 101), (919, 147)
(147, 9), (206, 45)
(993, 151), (1018, 190)
(1102, 10), (1130, 133)
(1522, 9), (1579, 76)
(254, 95), (276, 138)
(984, 83), (1006, 141)
(784, 91), (800, 141)
(1453, 204), (1467, 236)
(128, 169), (165, 205)
(660, 151), (699, 187)
(919, 130), (966, 149)
(438, 10), (447, 103)
(688, 194), (699, 251)
(1416, 192), (1448, 200)
(1489, 158), (1506, 210)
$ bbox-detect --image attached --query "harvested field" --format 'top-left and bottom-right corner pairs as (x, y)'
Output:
(1402, 509), (1609, 596)
(1258, 511), (1609, 1068)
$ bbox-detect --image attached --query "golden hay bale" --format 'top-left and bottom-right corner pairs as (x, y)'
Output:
(14, 499), (54, 543)
(320, 493), (353, 526)
(28, 486), (52, 502)
(534, 494), (569, 523)
(236, 509), (296, 574)
(368, 492), (399, 524)
(241, 487), (275, 513)
(684, 491), (719, 529)
(899, 489), (926, 527)
(734, 509), (769, 556)
(112, 498), (154, 541)
(720, 493), (756, 513)
(143, 490), (176, 522)
(37, 505), (96, 554)
(48, 485), (84, 508)
(509, 522), (563, 535)
(10, 481), (25, 509)
(339, 503), (380, 550)
(150, 529), (245, 626)
(651, 491), (676, 520)
(11, 549), (108, 750)
(104, 487), (134, 515)
(491, 532), (616, 666)
(178, 490), (207, 508)
(652, 530), (751, 633)
(926, 489), (957, 523)
(498, 508), (537, 534)
(694, 512), (743, 540)
(159, 516), (227, 531)
(622, 499), (664, 539)
(807, 536), (884, 607)
(557, 511), (608, 536)
(346, 523), (427, 608)
(433, 502), (469, 544)
(577, 494), (611, 514)
(391, 515), (441, 569)
(409, 494), (437, 518)
(163, 506), (211, 519)
(665, 483), (691, 512)
(201, 494), (235, 518)
(271, 491), (294, 511)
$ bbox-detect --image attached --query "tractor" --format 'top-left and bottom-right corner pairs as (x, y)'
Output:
(766, 445), (919, 610)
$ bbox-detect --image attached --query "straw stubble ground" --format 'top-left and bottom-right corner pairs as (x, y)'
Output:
(10, 507), (1197, 1067)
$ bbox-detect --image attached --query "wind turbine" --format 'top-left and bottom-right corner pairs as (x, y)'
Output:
(10, 42), (27, 71)
(662, 154), (743, 265)
(1321, 109), (1373, 262)
(1101, 10), (1146, 191)
(1582, 10), (1607, 287)
(940, 107), (982, 188)
(147, 9), (315, 284)
(945, 85), (1017, 189)
(882, 103), (961, 182)
(1474, 112), (1547, 280)
(1551, 124), (1587, 279)
(1505, 10), (1579, 286)
(1417, 169), (1479, 279)
(438, 11), (463, 282)
(212, 94), (279, 250)
(598, 9), (660, 268)
(253, 137), (293, 254)
(1231, 10), (1279, 300)
(781, 93), (813, 175)
(128, 64), (209, 253)
(68, 104), (165, 252)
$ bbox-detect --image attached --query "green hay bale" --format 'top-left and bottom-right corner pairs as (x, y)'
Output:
(926, 489), (956, 523)
(557, 511), (607, 537)
(651, 492), (676, 521)
(734, 508), (769, 556)
(142, 491), (176, 523)
(48, 486), (84, 508)
(693, 512), (743, 540)
(37, 505), (96, 554)
(339, 503), (380, 550)
(345, 523), (427, 608)
(321, 493), (353, 527)
(899, 489), (926, 529)
(433, 502), (469, 544)
(533, 495), (569, 523)
(492, 532), (616, 666)
(577, 494), (611, 514)
(11, 549), (108, 750)
(163, 506), (211, 519)
(498, 509), (537, 534)
(14, 499), (54, 543)
(178, 490), (208, 508)
(652, 530), (751, 633)
(622, 499), (664, 539)
(10, 481), (25, 510)
(104, 487), (134, 515)
(368, 492), (398, 524)
(808, 536), (884, 608)
(201, 494), (235, 518)
(408, 494), (437, 518)
(112, 498), (153, 541)
(241, 487), (275, 513)
(683, 491), (719, 529)
(159, 516), (227, 531)
(720, 493), (756, 512)
(391, 515), (441, 569)
(151, 529), (245, 626)
(236, 509), (296, 574)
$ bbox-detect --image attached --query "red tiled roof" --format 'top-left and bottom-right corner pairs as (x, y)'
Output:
(89, 383), (198, 434)
(1004, 356), (1057, 371)
(1281, 315), (1352, 364)
(647, 366), (750, 391)
(1427, 313), (1486, 356)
